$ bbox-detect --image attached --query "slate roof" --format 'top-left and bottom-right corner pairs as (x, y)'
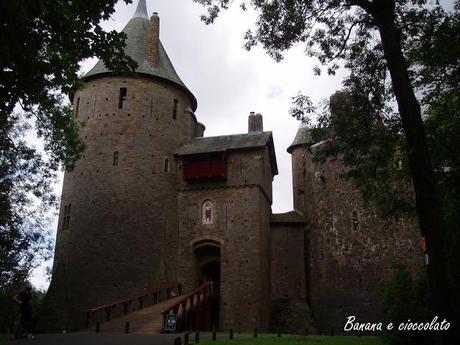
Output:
(287, 125), (312, 153)
(84, 1), (197, 110)
(270, 211), (306, 225)
(176, 132), (278, 176)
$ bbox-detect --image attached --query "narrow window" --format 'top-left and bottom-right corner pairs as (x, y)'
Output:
(66, 204), (71, 229)
(172, 99), (178, 120)
(75, 97), (80, 118)
(164, 158), (169, 173)
(63, 204), (71, 230)
(352, 210), (359, 231)
(119, 87), (127, 109)
(113, 151), (119, 166)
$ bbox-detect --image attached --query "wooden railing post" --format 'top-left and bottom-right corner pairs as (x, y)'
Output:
(138, 295), (144, 309)
(183, 332), (188, 345)
(85, 312), (91, 328)
(104, 306), (112, 321)
(161, 282), (214, 333)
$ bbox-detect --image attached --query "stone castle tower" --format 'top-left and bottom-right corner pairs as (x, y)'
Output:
(45, 0), (422, 333)
(45, 0), (204, 328)
(288, 126), (421, 332)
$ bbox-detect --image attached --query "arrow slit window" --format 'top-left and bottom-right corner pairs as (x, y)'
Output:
(113, 151), (119, 166)
(352, 210), (360, 231)
(173, 99), (178, 120)
(75, 97), (80, 118)
(119, 87), (127, 109)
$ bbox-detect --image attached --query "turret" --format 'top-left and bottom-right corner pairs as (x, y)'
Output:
(45, 0), (201, 330)
(288, 124), (311, 211)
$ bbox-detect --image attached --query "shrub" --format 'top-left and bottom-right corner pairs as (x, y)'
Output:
(381, 264), (434, 345)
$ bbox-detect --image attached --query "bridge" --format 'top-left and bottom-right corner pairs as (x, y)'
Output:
(82, 282), (217, 334)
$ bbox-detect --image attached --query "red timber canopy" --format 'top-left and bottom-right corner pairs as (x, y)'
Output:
(182, 152), (227, 181)
(175, 131), (278, 182)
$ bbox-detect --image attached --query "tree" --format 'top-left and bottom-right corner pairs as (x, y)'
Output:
(193, 0), (459, 341)
(382, 264), (432, 345)
(0, 0), (137, 290)
(308, 86), (415, 219)
(304, 2), (460, 313)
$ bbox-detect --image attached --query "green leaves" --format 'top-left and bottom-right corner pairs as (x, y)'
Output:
(289, 92), (316, 124)
(0, 0), (136, 289)
(301, 85), (415, 219)
(382, 264), (433, 345)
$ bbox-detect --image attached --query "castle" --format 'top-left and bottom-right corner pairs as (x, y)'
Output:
(45, 0), (422, 333)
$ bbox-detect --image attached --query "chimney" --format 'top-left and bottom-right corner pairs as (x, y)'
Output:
(147, 12), (160, 67)
(248, 112), (263, 133)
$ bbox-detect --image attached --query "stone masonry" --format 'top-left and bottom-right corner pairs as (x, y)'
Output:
(288, 127), (422, 333)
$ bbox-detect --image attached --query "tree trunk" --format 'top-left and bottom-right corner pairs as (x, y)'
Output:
(372, 0), (458, 342)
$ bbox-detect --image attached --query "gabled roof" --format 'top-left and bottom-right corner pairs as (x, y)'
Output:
(84, 0), (197, 110)
(175, 132), (279, 176)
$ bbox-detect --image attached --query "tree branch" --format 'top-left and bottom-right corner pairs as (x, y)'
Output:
(329, 20), (363, 62)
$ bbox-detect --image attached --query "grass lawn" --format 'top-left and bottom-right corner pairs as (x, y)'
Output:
(200, 334), (385, 345)
(0, 334), (14, 342)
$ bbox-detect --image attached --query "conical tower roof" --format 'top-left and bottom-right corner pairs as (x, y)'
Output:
(287, 124), (312, 153)
(84, 0), (197, 110)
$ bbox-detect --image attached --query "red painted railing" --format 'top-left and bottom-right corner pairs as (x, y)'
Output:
(82, 283), (182, 328)
(161, 282), (214, 332)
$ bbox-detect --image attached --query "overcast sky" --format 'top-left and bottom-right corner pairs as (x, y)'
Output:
(31, 0), (455, 289)
(87, 0), (348, 212)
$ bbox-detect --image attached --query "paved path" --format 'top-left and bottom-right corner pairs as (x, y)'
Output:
(1, 332), (246, 345)
(1, 333), (184, 345)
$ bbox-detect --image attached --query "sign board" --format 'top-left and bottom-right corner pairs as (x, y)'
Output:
(164, 314), (177, 332)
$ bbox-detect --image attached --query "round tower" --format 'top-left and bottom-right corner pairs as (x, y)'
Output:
(45, 0), (201, 329)
(287, 124), (312, 211)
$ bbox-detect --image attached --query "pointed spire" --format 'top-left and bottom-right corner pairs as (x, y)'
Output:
(133, 0), (149, 19)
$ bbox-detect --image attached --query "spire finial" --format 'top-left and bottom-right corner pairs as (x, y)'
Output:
(133, 0), (149, 19)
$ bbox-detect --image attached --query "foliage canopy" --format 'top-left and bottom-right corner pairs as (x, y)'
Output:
(0, 0), (136, 289)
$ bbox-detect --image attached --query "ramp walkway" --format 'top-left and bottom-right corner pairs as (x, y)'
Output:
(82, 283), (183, 334)
(95, 295), (184, 333)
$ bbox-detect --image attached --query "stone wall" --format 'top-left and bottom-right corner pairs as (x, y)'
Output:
(291, 146), (423, 333)
(46, 75), (198, 330)
(270, 222), (306, 301)
(269, 216), (312, 334)
(175, 148), (274, 331)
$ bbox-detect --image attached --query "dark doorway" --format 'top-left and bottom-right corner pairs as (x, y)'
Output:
(194, 242), (221, 286)
(200, 260), (221, 284)
(194, 241), (221, 329)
